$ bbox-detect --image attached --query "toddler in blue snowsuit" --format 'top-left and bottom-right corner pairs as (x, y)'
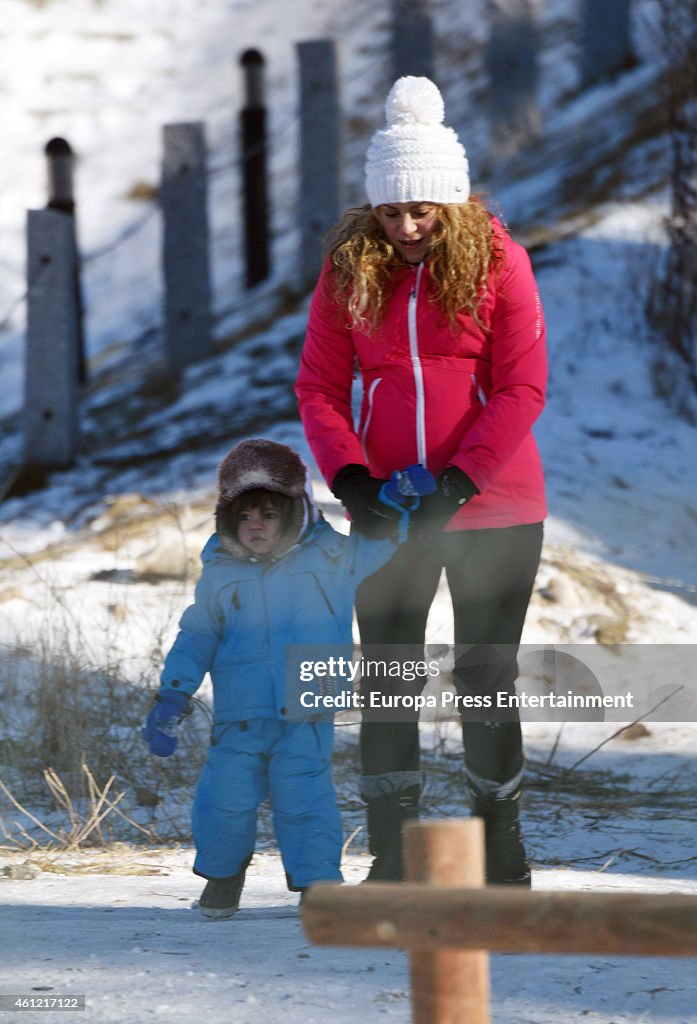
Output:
(143, 438), (396, 918)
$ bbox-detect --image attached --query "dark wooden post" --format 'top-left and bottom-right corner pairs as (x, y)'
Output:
(24, 209), (80, 469)
(297, 39), (341, 291)
(45, 137), (86, 384)
(485, 0), (540, 160)
(239, 49), (270, 288)
(404, 819), (490, 1024)
(391, 0), (435, 81)
(161, 122), (213, 372)
(45, 136), (75, 215)
(580, 0), (634, 87)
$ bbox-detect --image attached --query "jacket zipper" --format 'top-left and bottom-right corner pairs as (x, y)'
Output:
(408, 263), (427, 468)
(360, 376), (382, 456)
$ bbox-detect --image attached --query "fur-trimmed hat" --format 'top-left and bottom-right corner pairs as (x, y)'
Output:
(215, 438), (314, 558)
(365, 76), (470, 207)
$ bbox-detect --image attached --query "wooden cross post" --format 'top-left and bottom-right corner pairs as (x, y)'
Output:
(404, 819), (489, 1024)
(303, 819), (697, 1022)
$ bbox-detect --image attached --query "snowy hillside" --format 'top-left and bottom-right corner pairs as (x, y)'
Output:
(1, 0), (697, 1022)
(0, 0), (670, 418)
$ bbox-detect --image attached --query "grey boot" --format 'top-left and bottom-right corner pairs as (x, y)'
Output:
(197, 852), (253, 918)
(198, 872), (246, 918)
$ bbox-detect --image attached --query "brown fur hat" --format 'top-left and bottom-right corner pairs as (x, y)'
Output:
(215, 438), (313, 558)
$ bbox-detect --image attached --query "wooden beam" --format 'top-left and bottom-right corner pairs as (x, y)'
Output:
(404, 819), (490, 1024)
(303, 884), (697, 958)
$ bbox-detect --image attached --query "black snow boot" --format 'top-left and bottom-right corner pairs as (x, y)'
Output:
(198, 870), (246, 919)
(364, 787), (419, 882)
(470, 787), (531, 887)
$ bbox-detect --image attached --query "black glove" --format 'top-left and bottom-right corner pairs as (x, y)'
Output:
(410, 466), (479, 539)
(331, 464), (401, 539)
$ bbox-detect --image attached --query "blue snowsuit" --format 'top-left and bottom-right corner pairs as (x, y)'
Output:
(160, 518), (394, 887)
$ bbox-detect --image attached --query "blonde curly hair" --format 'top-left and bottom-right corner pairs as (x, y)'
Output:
(326, 196), (501, 332)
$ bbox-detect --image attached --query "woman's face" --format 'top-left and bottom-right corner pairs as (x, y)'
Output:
(376, 202), (440, 264)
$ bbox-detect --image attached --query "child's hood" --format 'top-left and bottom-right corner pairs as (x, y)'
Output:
(214, 438), (319, 561)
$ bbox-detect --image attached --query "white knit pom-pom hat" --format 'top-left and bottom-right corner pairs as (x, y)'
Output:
(365, 76), (470, 207)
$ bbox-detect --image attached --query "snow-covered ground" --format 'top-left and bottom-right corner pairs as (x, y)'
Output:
(2, 842), (697, 1024)
(3, 707), (697, 1024)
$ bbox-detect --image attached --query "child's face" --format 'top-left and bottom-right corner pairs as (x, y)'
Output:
(237, 502), (283, 556)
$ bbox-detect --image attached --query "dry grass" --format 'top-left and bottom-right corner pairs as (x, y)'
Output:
(0, 501), (212, 844)
(0, 629), (209, 848)
(0, 762), (158, 852)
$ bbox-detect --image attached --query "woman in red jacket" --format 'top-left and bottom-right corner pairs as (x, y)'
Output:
(295, 76), (547, 886)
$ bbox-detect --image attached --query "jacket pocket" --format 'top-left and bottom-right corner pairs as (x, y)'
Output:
(286, 568), (345, 641)
(311, 572), (337, 619)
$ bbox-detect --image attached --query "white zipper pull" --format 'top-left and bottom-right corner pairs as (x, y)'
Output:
(472, 373), (487, 407)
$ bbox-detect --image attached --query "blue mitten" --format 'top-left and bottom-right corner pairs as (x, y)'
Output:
(378, 464), (438, 542)
(141, 690), (190, 757)
(380, 464), (438, 508)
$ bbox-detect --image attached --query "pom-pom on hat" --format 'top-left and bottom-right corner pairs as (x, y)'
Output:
(365, 76), (470, 207)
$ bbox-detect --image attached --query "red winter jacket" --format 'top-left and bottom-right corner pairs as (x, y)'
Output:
(295, 218), (547, 530)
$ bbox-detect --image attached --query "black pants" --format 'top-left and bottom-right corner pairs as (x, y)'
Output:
(356, 523), (544, 799)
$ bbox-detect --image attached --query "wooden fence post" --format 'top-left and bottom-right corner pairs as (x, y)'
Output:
(485, 0), (540, 161)
(161, 122), (213, 372)
(239, 49), (270, 288)
(44, 136), (86, 385)
(580, 0), (634, 87)
(390, 0), (435, 81)
(404, 819), (490, 1024)
(24, 208), (80, 469)
(297, 39), (341, 291)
